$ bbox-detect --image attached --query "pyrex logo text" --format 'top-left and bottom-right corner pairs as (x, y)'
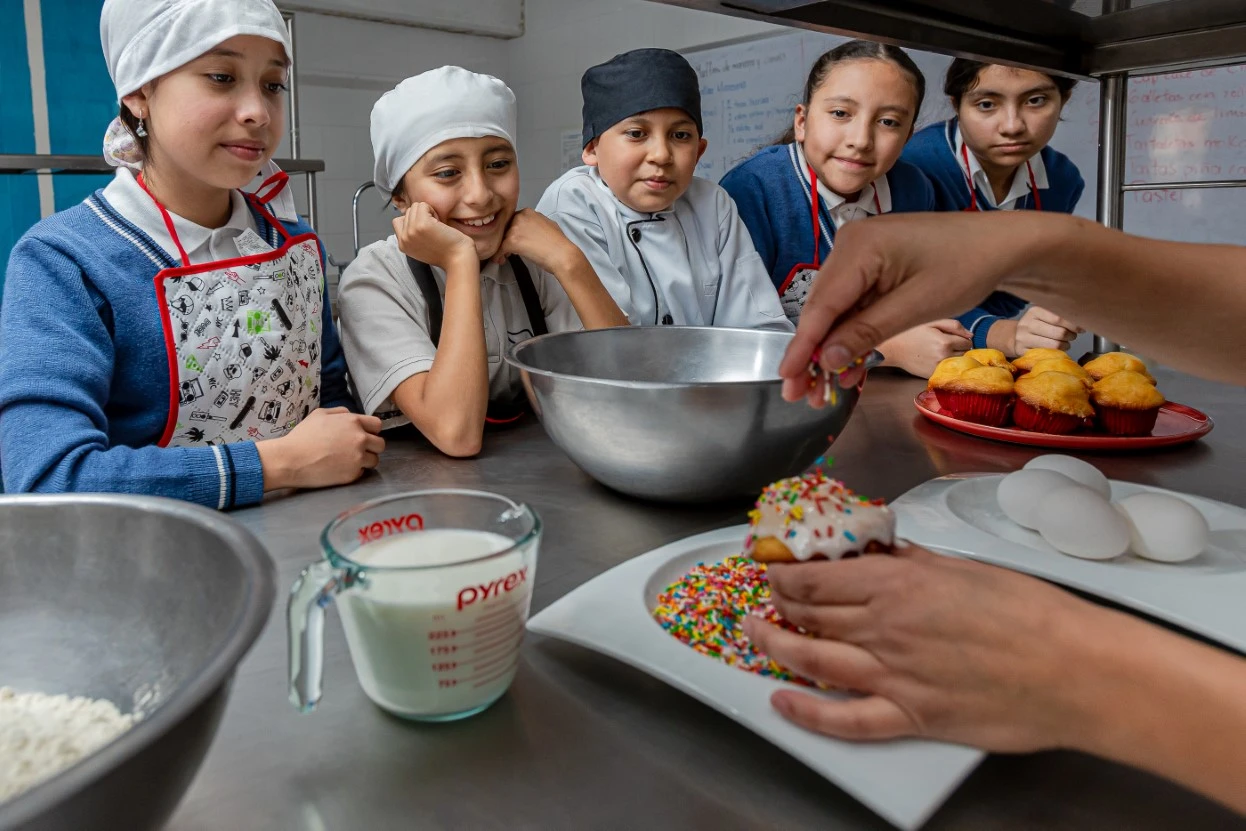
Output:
(457, 567), (529, 611)
(357, 513), (425, 543)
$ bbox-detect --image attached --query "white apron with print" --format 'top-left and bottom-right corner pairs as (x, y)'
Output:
(141, 176), (323, 447)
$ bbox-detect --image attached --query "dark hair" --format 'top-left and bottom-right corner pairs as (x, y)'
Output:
(776, 40), (926, 145)
(118, 105), (150, 157)
(944, 59), (1077, 109)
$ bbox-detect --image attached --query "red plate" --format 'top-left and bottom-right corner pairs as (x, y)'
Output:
(914, 390), (1214, 450)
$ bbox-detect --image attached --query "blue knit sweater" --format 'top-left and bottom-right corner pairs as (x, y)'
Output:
(902, 118), (1086, 348)
(721, 143), (936, 293)
(0, 191), (352, 509)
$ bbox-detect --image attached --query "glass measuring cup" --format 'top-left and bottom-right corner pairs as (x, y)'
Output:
(288, 490), (541, 722)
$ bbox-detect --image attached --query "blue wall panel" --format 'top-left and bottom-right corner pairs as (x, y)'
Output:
(0, 0), (41, 292)
(43, 0), (112, 210)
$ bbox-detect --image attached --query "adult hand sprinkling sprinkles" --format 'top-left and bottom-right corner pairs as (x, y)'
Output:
(804, 352), (867, 408)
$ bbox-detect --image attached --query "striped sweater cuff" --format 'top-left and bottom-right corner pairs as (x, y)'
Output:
(970, 316), (1001, 350)
(226, 441), (265, 508)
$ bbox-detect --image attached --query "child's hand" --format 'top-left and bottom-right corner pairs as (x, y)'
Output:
(492, 209), (583, 275)
(258, 407), (385, 491)
(879, 320), (972, 378)
(1013, 305), (1080, 354)
(393, 203), (477, 270)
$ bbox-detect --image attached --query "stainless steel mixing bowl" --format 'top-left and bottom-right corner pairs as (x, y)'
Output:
(505, 326), (877, 502)
(0, 494), (274, 831)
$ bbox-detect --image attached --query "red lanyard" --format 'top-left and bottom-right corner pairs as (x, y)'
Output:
(807, 164), (883, 266)
(136, 172), (291, 267)
(960, 143), (1042, 212)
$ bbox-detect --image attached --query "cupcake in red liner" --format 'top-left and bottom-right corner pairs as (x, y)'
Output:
(1013, 371), (1094, 434)
(931, 365), (1014, 426)
(963, 348), (1017, 377)
(1019, 357), (1093, 390)
(1012, 347), (1070, 375)
(1091, 370), (1165, 436)
(1084, 352), (1155, 384)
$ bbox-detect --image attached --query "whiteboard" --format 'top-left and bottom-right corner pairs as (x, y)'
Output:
(685, 32), (1246, 245)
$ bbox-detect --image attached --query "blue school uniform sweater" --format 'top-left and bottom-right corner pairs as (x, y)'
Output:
(0, 191), (353, 509)
(720, 143), (936, 293)
(902, 118), (1086, 348)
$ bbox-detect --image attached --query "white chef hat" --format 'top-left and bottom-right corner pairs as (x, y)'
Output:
(101, 0), (291, 102)
(99, 0), (298, 219)
(371, 66), (517, 199)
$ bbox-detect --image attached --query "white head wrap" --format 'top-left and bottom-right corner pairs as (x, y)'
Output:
(99, 0), (298, 219)
(371, 66), (517, 199)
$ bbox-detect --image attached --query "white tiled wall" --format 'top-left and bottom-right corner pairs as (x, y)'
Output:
(290, 1), (780, 273)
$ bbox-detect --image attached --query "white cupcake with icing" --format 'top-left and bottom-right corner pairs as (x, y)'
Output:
(745, 472), (895, 562)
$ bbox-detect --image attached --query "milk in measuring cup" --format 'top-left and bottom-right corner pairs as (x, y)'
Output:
(337, 529), (532, 718)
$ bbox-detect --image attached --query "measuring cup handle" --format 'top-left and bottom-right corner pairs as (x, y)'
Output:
(287, 560), (346, 713)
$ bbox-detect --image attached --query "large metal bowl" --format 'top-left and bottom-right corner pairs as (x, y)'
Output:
(0, 494), (274, 831)
(506, 326), (876, 502)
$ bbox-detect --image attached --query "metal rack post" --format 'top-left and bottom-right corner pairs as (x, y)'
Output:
(282, 10), (318, 229)
(1093, 71), (1128, 355)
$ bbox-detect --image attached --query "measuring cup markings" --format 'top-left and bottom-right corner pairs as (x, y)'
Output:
(472, 617), (525, 640)
(470, 628), (526, 657)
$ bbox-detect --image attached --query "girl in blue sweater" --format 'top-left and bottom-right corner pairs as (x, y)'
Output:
(0, 0), (384, 510)
(722, 41), (973, 378)
(902, 60), (1085, 355)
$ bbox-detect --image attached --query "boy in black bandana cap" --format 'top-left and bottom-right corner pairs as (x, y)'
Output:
(537, 48), (791, 331)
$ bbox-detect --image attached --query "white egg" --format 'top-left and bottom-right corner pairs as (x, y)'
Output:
(1035, 486), (1130, 560)
(997, 469), (1079, 529)
(1024, 455), (1111, 500)
(1115, 493), (1210, 563)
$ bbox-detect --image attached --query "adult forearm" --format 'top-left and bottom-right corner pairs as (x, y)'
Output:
(1002, 215), (1246, 384)
(1065, 605), (1246, 814)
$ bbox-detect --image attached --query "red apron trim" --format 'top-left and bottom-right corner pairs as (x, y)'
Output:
(136, 173), (191, 267)
(152, 232), (319, 279)
(779, 165), (883, 295)
(253, 170), (290, 206)
(960, 143), (1042, 212)
(144, 182), (318, 448)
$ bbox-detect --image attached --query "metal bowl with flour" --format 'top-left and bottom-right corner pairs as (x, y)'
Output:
(0, 494), (273, 831)
(506, 326), (877, 502)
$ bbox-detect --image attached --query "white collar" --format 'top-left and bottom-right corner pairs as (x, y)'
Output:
(795, 141), (891, 221)
(954, 123), (1049, 210)
(103, 167), (257, 263)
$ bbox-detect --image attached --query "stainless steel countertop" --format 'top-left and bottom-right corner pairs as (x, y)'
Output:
(166, 371), (1246, 830)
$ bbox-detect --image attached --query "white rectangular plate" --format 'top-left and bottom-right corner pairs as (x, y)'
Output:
(893, 474), (1246, 652)
(527, 526), (984, 831)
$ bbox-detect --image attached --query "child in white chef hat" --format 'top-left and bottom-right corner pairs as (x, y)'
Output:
(337, 66), (626, 458)
(0, 0), (384, 510)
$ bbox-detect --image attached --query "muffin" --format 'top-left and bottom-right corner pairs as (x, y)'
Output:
(932, 365), (1015, 426)
(745, 472), (895, 563)
(928, 355), (983, 387)
(1020, 357), (1094, 389)
(1091, 370), (1165, 435)
(1012, 348), (1070, 374)
(1013, 371), (1095, 434)
(964, 348), (1016, 375)
(1084, 352), (1155, 384)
